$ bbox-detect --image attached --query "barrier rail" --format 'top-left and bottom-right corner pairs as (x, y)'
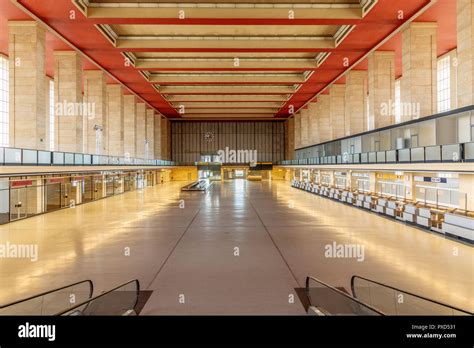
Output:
(0, 147), (176, 167)
(279, 142), (473, 166)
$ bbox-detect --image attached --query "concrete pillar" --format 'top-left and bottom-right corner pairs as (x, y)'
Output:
(154, 114), (162, 159)
(8, 21), (47, 150)
(329, 84), (346, 140)
(135, 102), (146, 158)
(316, 95), (331, 143)
(300, 108), (309, 147)
(345, 70), (368, 135)
(457, 0), (474, 107)
(401, 22), (437, 120)
(308, 103), (319, 145)
(294, 113), (301, 150)
(161, 118), (169, 160)
(368, 51), (395, 129)
(84, 70), (107, 155)
(123, 95), (136, 158)
(146, 108), (155, 160)
(106, 84), (124, 156)
(285, 117), (295, 160)
(54, 51), (83, 153)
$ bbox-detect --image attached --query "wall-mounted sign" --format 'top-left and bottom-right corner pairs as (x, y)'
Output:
(11, 180), (33, 188)
(48, 178), (64, 184)
(352, 173), (369, 178)
(414, 176), (448, 184)
(376, 173), (399, 181)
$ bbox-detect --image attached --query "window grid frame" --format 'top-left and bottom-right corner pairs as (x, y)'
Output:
(49, 79), (55, 151)
(437, 55), (451, 113)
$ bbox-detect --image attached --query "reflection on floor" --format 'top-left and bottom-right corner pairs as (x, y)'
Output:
(0, 180), (472, 314)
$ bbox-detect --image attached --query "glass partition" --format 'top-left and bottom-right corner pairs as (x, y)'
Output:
(415, 185), (462, 208)
(306, 277), (383, 316)
(0, 147), (175, 167)
(57, 280), (139, 316)
(0, 280), (93, 316)
(22, 150), (37, 165)
(351, 276), (472, 315)
(5, 148), (21, 164)
(293, 106), (474, 164)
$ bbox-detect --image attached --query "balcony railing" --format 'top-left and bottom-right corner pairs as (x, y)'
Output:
(278, 142), (474, 166)
(0, 147), (176, 167)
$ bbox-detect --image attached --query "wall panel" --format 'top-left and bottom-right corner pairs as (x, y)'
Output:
(171, 121), (285, 163)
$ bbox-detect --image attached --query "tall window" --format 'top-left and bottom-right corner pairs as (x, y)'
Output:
(437, 55), (451, 113)
(49, 79), (55, 150)
(0, 55), (8, 147)
(394, 79), (401, 123)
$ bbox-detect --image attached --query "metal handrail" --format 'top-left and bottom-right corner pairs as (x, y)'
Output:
(280, 142), (471, 166)
(0, 146), (176, 167)
(350, 275), (473, 315)
(305, 276), (385, 315)
(0, 279), (93, 309)
(55, 279), (140, 316)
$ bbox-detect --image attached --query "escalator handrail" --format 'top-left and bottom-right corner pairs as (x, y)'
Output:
(0, 280), (93, 309)
(54, 279), (140, 316)
(351, 275), (473, 315)
(305, 276), (385, 315)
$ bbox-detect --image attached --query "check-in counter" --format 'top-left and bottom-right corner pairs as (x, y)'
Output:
(376, 198), (387, 214)
(321, 187), (329, 197)
(289, 180), (472, 244)
(356, 193), (365, 207)
(363, 195), (373, 210)
(442, 213), (474, 242)
(385, 200), (398, 217)
(346, 192), (355, 204)
(430, 209), (444, 233)
(416, 207), (432, 228)
(403, 203), (418, 223)
(340, 190), (349, 203)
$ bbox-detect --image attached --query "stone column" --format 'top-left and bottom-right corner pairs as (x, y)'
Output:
(345, 70), (368, 136)
(106, 84), (124, 156)
(308, 103), (319, 145)
(83, 70), (107, 155)
(368, 51), (395, 129)
(123, 94), (136, 158)
(154, 114), (162, 159)
(161, 118), (170, 160)
(300, 108), (309, 147)
(285, 117), (295, 160)
(135, 102), (146, 158)
(316, 94), (331, 143)
(54, 51), (83, 153)
(329, 84), (346, 140)
(294, 113), (301, 150)
(401, 22), (437, 120)
(8, 21), (47, 150)
(457, 0), (474, 108)
(146, 108), (155, 160)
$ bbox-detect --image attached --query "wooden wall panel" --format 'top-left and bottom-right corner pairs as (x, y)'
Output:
(171, 121), (285, 163)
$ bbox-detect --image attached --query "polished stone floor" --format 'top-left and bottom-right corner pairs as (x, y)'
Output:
(0, 180), (472, 314)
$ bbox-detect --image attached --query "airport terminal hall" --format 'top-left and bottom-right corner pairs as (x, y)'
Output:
(0, 0), (474, 337)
